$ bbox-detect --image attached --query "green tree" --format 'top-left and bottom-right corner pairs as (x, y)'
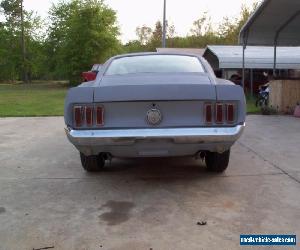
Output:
(0, 0), (23, 81)
(127, 3), (258, 52)
(0, 0), (44, 82)
(47, 0), (121, 84)
(190, 12), (212, 37)
(151, 21), (163, 44)
(0, 24), (17, 81)
(136, 25), (152, 45)
(167, 22), (176, 39)
(218, 4), (258, 44)
(123, 40), (147, 53)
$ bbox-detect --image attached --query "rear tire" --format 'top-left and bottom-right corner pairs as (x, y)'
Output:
(205, 150), (230, 173)
(80, 153), (105, 172)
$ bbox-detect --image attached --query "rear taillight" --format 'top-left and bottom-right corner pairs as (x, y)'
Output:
(73, 105), (104, 127)
(226, 104), (235, 123)
(85, 106), (93, 127)
(204, 102), (235, 125)
(204, 103), (213, 124)
(74, 106), (84, 127)
(96, 106), (104, 126)
(215, 103), (224, 124)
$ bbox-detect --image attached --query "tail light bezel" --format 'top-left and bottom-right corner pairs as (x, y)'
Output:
(73, 104), (105, 128)
(85, 106), (94, 127)
(226, 103), (236, 124)
(95, 105), (105, 127)
(215, 103), (224, 124)
(203, 102), (237, 125)
(73, 105), (84, 128)
(204, 103), (213, 124)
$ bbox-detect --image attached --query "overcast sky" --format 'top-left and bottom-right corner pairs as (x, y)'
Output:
(23, 0), (259, 43)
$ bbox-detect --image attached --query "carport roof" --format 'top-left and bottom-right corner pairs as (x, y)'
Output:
(239, 0), (300, 46)
(156, 48), (205, 56)
(203, 45), (300, 70)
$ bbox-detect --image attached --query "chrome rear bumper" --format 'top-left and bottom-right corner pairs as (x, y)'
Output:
(65, 124), (245, 147)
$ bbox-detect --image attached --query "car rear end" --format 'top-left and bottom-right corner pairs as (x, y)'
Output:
(64, 53), (245, 172)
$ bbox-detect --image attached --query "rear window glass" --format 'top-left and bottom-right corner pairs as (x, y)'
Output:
(92, 64), (101, 71)
(105, 55), (205, 75)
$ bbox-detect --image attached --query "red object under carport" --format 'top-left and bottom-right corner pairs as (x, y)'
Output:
(294, 105), (300, 118)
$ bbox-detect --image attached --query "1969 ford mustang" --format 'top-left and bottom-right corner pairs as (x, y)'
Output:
(64, 53), (246, 172)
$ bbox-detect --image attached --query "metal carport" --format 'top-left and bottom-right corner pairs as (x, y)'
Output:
(239, 0), (300, 47)
(239, 0), (300, 111)
(203, 45), (300, 95)
(239, 0), (300, 83)
(204, 45), (300, 70)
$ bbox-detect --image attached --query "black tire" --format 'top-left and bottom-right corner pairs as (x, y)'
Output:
(205, 150), (230, 173)
(80, 153), (105, 172)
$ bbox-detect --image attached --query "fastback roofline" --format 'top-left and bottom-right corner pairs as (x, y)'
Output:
(111, 52), (203, 60)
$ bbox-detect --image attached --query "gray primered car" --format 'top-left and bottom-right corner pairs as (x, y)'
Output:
(64, 53), (246, 172)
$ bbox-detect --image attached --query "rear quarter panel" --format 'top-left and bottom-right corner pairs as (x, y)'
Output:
(215, 78), (246, 124)
(64, 87), (94, 127)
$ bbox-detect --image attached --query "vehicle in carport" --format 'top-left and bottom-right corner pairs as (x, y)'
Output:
(64, 53), (246, 173)
(81, 64), (102, 82)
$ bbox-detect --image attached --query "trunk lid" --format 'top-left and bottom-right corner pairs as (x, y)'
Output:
(93, 73), (216, 128)
(94, 73), (216, 102)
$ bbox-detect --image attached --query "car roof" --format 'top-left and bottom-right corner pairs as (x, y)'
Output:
(111, 52), (202, 60)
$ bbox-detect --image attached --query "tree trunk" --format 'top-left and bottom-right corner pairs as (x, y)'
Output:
(20, 0), (29, 83)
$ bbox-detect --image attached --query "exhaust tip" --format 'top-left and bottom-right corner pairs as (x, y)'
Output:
(196, 151), (206, 160)
(100, 152), (112, 161)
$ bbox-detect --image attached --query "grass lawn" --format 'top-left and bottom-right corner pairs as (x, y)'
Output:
(246, 95), (261, 114)
(0, 83), (68, 117)
(0, 83), (261, 117)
